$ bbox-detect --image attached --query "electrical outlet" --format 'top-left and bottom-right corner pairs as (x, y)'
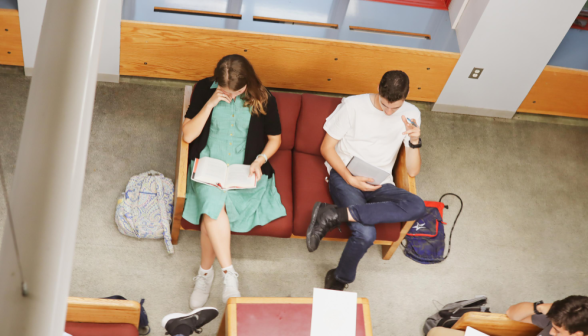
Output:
(469, 68), (483, 79)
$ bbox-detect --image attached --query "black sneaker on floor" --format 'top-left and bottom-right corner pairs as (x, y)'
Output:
(306, 202), (342, 252)
(324, 269), (348, 291)
(162, 307), (219, 335)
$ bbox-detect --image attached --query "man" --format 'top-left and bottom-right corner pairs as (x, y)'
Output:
(306, 70), (426, 290)
(427, 295), (588, 336)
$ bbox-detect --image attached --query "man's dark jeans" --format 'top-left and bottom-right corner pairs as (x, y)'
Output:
(328, 169), (426, 284)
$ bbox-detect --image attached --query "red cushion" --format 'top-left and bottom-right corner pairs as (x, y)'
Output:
(294, 94), (342, 156)
(182, 149), (293, 238)
(271, 92), (301, 150)
(65, 322), (138, 336)
(292, 152), (401, 241)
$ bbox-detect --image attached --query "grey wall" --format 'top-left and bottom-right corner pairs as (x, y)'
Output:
(434, 0), (587, 118)
(17, 0), (122, 82)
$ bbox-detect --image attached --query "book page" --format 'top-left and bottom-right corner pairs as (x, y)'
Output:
(310, 288), (357, 336)
(465, 327), (490, 336)
(192, 157), (228, 186)
(226, 164), (256, 189)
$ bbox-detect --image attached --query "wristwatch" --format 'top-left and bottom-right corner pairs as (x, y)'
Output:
(408, 138), (422, 149)
(534, 300), (544, 314)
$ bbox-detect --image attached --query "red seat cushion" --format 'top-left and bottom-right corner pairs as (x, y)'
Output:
(294, 94), (342, 156)
(292, 152), (401, 241)
(271, 91), (301, 151)
(182, 149), (293, 238)
(65, 322), (138, 336)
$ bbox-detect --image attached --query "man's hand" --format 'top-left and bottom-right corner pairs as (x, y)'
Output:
(402, 115), (421, 144)
(345, 175), (381, 192)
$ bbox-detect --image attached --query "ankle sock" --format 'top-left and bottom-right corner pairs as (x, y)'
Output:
(199, 266), (212, 276)
(222, 265), (235, 274)
(171, 324), (192, 336)
(336, 207), (349, 223)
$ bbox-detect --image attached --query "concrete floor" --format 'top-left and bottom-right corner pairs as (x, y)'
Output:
(1, 65), (588, 335)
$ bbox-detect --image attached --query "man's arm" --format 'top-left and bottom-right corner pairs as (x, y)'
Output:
(506, 302), (553, 324)
(401, 115), (421, 177)
(320, 134), (381, 192)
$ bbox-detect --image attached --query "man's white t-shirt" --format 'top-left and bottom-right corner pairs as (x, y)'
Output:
(323, 94), (421, 185)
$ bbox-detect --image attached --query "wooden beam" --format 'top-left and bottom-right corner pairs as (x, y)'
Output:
(518, 66), (588, 119)
(120, 20), (459, 102)
(0, 9), (24, 66)
(172, 85), (192, 244)
(349, 26), (431, 40)
(66, 297), (141, 328)
(154, 7), (242, 19)
(253, 16), (338, 29)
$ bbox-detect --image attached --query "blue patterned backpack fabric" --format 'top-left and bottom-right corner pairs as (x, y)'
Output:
(115, 170), (174, 254)
(403, 194), (463, 264)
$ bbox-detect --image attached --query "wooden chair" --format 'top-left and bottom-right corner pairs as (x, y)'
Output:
(171, 85), (417, 261)
(451, 312), (542, 336)
(66, 297), (142, 328)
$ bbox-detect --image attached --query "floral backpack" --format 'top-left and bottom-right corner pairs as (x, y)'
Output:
(115, 170), (174, 253)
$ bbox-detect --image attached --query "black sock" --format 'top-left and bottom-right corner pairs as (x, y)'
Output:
(336, 207), (349, 223)
(171, 324), (192, 336)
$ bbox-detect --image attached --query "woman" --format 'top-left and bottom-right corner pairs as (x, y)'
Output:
(182, 55), (286, 308)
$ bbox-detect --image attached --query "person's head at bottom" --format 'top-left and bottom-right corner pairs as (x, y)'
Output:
(547, 295), (588, 336)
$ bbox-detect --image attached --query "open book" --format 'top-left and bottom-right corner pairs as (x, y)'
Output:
(191, 157), (257, 190)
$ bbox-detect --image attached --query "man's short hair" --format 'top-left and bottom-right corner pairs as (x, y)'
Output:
(379, 70), (410, 103)
(547, 295), (588, 334)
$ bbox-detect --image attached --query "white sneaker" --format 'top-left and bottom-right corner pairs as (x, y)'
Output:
(222, 269), (241, 303)
(190, 267), (214, 309)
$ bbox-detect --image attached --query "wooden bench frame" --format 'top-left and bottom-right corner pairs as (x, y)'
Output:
(66, 297), (142, 328)
(451, 312), (542, 336)
(171, 85), (417, 260)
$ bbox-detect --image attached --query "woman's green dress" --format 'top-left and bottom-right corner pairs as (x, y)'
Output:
(182, 82), (286, 232)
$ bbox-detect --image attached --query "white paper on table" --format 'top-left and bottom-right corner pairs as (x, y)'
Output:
(310, 288), (358, 336)
(465, 326), (490, 336)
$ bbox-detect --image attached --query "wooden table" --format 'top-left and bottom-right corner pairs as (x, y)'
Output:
(217, 297), (373, 336)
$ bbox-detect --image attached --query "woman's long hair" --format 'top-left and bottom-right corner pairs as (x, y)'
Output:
(213, 55), (268, 116)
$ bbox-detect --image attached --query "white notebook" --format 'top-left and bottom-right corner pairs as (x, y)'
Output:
(465, 327), (490, 336)
(310, 288), (358, 336)
(346, 156), (391, 186)
(191, 157), (256, 190)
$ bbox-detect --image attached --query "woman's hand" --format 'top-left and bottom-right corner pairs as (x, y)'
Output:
(249, 158), (264, 182)
(206, 88), (231, 109)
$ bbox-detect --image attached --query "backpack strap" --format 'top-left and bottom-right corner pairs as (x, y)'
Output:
(439, 193), (463, 260)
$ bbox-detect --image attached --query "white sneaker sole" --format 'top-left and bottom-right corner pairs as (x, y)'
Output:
(161, 307), (219, 328)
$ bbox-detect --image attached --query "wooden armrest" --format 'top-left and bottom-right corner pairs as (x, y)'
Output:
(452, 312), (542, 336)
(392, 145), (416, 194)
(66, 297), (141, 328)
(174, 85), (192, 200)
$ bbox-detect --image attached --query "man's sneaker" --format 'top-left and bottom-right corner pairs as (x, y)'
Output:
(222, 270), (241, 303)
(162, 307), (219, 335)
(306, 202), (342, 252)
(324, 269), (348, 291)
(190, 268), (214, 309)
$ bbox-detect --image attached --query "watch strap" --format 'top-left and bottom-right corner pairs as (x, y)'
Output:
(534, 300), (544, 314)
(408, 138), (422, 149)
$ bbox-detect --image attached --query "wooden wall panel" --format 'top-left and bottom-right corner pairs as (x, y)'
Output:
(0, 9), (24, 66)
(120, 20), (460, 102)
(518, 66), (588, 119)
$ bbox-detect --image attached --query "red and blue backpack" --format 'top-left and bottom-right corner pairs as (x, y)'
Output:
(403, 194), (462, 264)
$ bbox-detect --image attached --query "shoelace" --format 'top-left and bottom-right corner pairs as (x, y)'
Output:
(193, 275), (211, 291)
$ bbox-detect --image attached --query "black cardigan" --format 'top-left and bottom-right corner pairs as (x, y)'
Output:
(185, 77), (282, 178)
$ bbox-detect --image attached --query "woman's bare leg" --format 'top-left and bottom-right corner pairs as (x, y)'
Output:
(201, 207), (232, 268)
(199, 220), (216, 270)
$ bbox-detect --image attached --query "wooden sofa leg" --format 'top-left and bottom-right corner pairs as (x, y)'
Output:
(171, 198), (184, 245)
(382, 243), (398, 260)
